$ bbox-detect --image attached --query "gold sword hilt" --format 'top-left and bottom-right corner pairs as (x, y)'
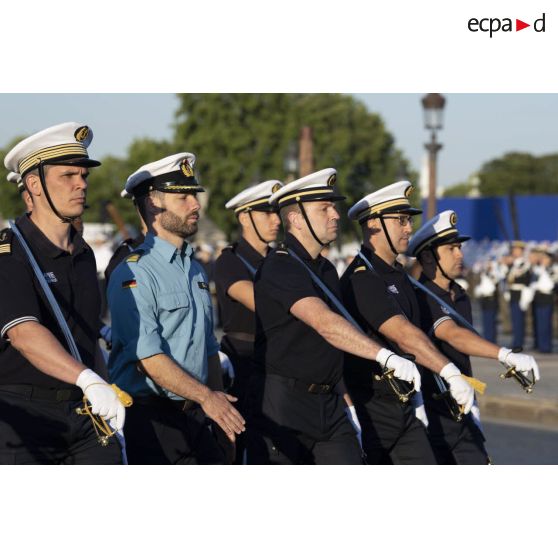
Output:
(499, 347), (536, 394)
(376, 353), (417, 404)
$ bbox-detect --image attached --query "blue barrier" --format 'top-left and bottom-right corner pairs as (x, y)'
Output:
(425, 195), (558, 241)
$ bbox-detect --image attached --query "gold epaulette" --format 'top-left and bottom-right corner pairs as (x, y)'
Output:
(0, 229), (13, 256)
(126, 249), (144, 263)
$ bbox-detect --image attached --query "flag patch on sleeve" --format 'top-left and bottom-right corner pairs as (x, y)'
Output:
(122, 279), (137, 289)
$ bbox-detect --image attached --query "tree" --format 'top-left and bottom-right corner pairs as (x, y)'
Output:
(478, 152), (539, 196)
(173, 93), (415, 236)
(442, 182), (474, 197)
(0, 137), (26, 220)
(86, 137), (173, 228)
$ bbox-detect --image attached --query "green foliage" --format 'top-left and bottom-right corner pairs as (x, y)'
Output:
(477, 152), (558, 196)
(86, 137), (173, 228)
(0, 136), (27, 220)
(442, 182), (473, 197)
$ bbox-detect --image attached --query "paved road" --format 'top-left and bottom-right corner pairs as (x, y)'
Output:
(484, 419), (558, 464)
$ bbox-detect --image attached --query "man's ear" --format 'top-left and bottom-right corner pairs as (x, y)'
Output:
(238, 211), (249, 228)
(421, 249), (434, 264)
(367, 217), (381, 234)
(146, 192), (165, 216)
(292, 210), (306, 231)
(25, 174), (41, 196)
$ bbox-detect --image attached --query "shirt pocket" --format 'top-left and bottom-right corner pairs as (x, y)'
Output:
(157, 292), (191, 335)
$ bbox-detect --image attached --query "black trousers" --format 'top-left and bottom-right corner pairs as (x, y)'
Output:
(220, 336), (255, 464)
(425, 401), (489, 465)
(124, 397), (226, 465)
(350, 384), (437, 465)
(0, 387), (122, 465)
(247, 374), (362, 465)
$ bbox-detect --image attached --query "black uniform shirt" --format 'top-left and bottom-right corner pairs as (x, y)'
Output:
(105, 234), (145, 286)
(214, 237), (266, 336)
(254, 232), (343, 385)
(507, 261), (531, 303)
(0, 214), (101, 388)
(415, 275), (473, 397)
(340, 246), (421, 389)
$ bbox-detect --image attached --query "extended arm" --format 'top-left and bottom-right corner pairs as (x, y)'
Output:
(139, 353), (245, 441)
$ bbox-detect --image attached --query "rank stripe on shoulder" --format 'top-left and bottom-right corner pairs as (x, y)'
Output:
(353, 265), (366, 273)
(0, 228), (13, 254)
(126, 249), (144, 263)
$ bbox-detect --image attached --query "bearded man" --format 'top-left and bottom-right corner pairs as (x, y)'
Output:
(107, 153), (245, 464)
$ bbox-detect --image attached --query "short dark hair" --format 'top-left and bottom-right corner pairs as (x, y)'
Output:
(279, 204), (301, 231)
(135, 190), (164, 224)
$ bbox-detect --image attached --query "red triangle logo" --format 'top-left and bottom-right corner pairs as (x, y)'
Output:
(516, 19), (530, 31)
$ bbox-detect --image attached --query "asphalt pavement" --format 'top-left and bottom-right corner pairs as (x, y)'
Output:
(471, 347), (558, 426)
(484, 418), (558, 464)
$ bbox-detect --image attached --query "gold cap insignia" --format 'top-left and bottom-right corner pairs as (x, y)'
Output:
(327, 173), (337, 186)
(405, 184), (414, 197)
(74, 126), (90, 142)
(449, 212), (457, 226)
(271, 182), (282, 194)
(181, 159), (194, 177)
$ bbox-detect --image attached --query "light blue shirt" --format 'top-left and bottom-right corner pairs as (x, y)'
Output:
(107, 232), (219, 399)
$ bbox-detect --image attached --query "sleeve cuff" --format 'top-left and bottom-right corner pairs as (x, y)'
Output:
(135, 336), (165, 361)
(1, 316), (39, 339)
(430, 316), (452, 336)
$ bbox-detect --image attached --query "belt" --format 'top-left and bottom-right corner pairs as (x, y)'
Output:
(135, 395), (199, 412)
(268, 374), (335, 394)
(0, 384), (83, 402)
(225, 331), (255, 343)
(170, 398), (199, 412)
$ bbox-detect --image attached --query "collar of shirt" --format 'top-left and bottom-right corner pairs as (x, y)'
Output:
(284, 232), (323, 263)
(419, 274), (465, 303)
(359, 244), (403, 275)
(143, 232), (193, 264)
(15, 213), (88, 259)
(237, 236), (267, 267)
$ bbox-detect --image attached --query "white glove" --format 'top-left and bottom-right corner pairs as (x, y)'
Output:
(519, 286), (534, 311)
(503, 291), (511, 302)
(376, 348), (421, 392)
(344, 405), (362, 448)
(470, 400), (483, 434)
(411, 391), (429, 429)
(218, 351), (235, 382)
(474, 274), (496, 298)
(76, 369), (125, 430)
(536, 270), (554, 294)
(498, 347), (540, 381)
(440, 363), (474, 414)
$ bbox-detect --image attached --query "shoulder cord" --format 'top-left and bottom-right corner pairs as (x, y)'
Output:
(9, 220), (81, 360)
(234, 251), (257, 277)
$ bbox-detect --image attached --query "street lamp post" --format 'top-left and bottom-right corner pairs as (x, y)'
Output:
(421, 93), (446, 220)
